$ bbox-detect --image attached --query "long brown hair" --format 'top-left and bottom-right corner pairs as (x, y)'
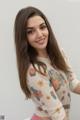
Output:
(14, 6), (69, 99)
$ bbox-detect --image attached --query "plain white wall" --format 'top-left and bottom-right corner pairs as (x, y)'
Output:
(0, 0), (80, 120)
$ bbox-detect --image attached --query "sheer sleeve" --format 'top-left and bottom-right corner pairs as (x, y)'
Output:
(61, 49), (80, 92)
(27, 64), (66, 120)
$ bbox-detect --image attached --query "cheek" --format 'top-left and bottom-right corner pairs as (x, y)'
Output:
(45, 29), (49, 37)
(27, 34), (36, 43)
(27, 35), (37, 47)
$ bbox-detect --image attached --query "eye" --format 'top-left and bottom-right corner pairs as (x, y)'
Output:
(26, 29), (35, 35)
(27, 30), (33, 34)
(40, 25), (47, 30)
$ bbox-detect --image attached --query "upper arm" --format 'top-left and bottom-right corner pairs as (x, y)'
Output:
(27, 64), (65, 120)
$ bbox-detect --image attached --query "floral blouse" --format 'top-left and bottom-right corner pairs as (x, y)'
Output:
(26, 50), (80, 120)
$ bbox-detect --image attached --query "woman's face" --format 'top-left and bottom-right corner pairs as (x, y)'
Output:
(26, 15), (49, 53)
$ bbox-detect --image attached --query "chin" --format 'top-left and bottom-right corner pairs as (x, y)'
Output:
(37, 43), (47, 50)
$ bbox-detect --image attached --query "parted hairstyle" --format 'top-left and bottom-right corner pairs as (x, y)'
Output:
(14, 6), (69, 99)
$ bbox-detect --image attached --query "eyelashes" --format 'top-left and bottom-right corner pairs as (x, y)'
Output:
(26, 25), (47, 35)
(40, 25), (47, 30)
(26, 29), (35, 34)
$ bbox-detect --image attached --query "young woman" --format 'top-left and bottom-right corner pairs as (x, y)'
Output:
(14, 6), (80, 120)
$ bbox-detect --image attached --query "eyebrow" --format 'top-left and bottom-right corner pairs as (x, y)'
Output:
(26, 22), (46, 30)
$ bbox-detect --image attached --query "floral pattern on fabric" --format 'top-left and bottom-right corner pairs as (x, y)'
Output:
(27, 64), (66, 120)
(27, 50), (80, 120)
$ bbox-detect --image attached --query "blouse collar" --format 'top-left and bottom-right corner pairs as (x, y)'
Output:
(37, 56), (51, 64)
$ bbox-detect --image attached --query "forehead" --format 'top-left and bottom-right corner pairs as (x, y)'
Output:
(26, 15), (45, 27)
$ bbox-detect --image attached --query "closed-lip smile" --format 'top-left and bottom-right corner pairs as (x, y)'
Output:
(36, 39), (45, 44)
(36, 38), (45, 42)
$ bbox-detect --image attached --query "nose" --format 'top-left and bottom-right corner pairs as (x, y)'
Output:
(36, 29), (43, 38)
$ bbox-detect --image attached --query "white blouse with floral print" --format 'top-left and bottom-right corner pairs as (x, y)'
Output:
(26, 50), (80, 120)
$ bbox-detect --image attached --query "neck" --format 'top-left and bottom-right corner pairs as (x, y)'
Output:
(37, 50), (49, 58)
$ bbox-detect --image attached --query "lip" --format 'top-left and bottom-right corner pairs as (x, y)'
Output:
(36, 39), (45, 44)
(36, 38), (45, 42)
